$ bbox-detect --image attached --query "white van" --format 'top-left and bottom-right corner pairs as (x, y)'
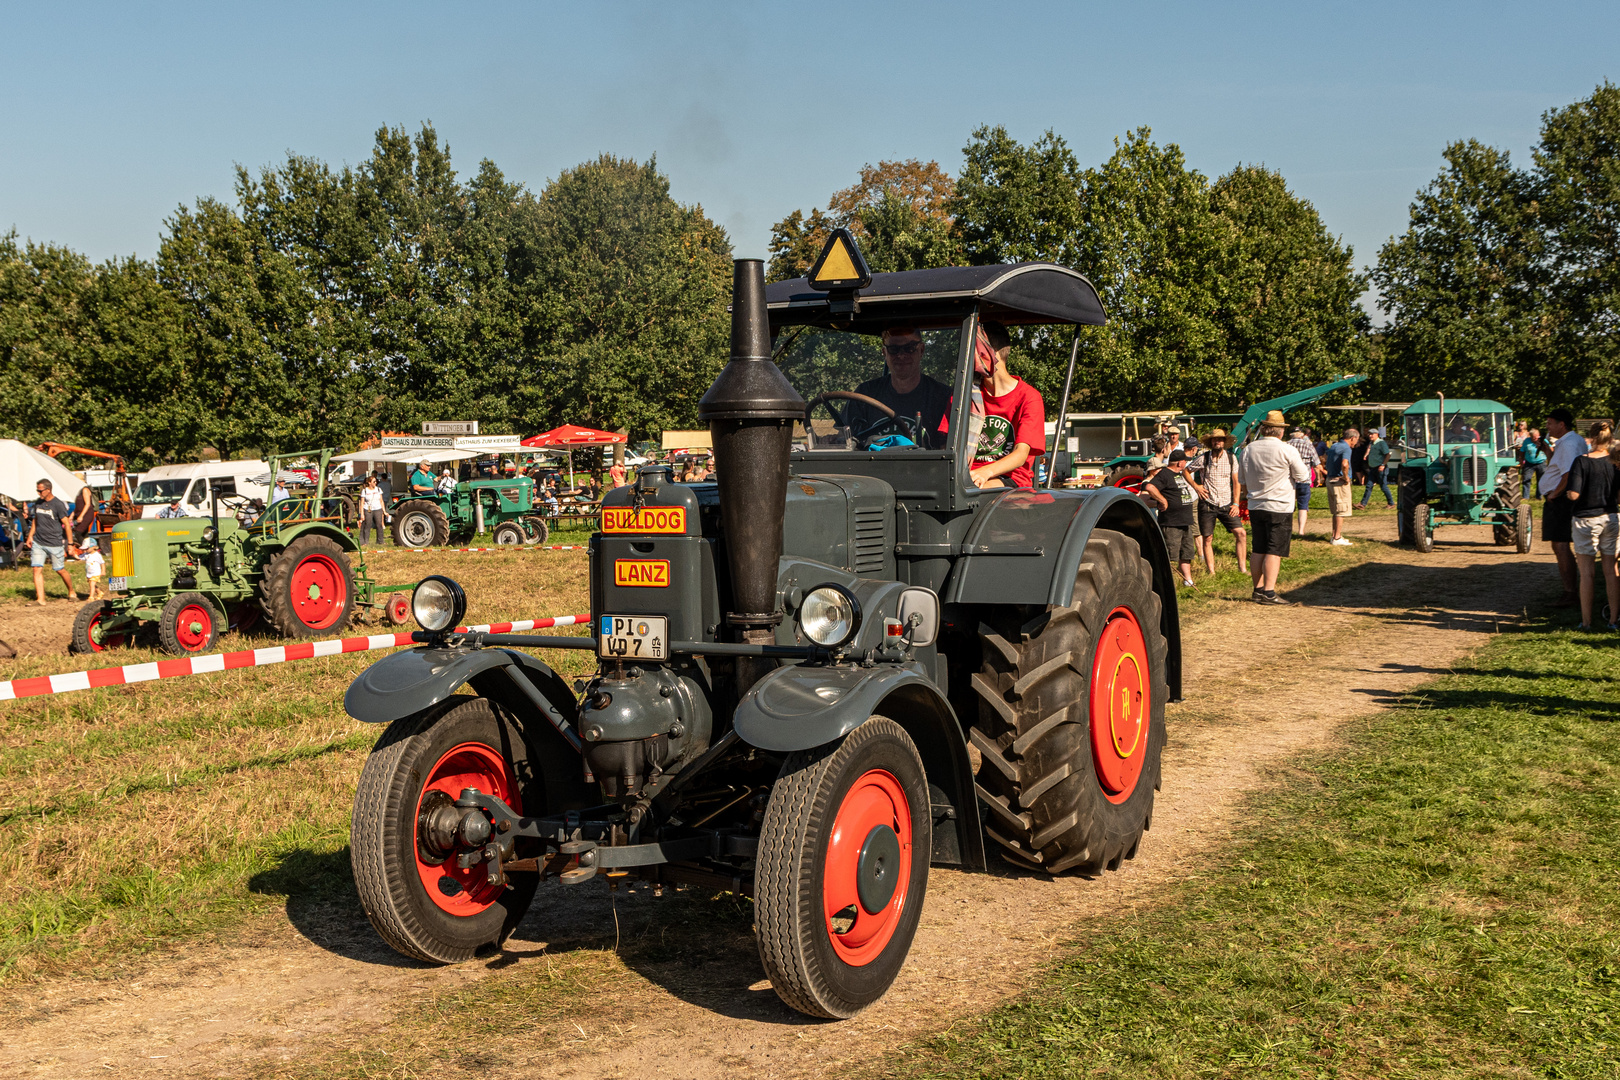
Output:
(131, 460), (271, 518)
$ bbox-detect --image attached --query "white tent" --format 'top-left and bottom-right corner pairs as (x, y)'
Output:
(0, 440), (87, 502)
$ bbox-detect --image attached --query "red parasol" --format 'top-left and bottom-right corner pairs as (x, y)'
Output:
(522, 425), (627, 447)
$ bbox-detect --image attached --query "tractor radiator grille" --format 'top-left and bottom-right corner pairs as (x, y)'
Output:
(1461, 456), (1489, 488)
(853, 507), (888, 575)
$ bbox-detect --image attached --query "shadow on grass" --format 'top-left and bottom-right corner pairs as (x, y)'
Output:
(247, 845), (429, 969)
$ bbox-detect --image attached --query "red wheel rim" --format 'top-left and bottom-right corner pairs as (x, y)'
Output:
(174, 603), (213, 652)
(1111, 473), (1145, 494)
(387, 594), (410, 623)
(87, 611), (126, 652)
(289, 554), (346, 629)
(822, 768), (912, 966)
(415, 742), (522, 916)
(1089, 607), (1150, 804)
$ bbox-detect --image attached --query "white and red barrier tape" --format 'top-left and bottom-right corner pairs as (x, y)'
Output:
(361, 545), (588, 554)
(0, 614), (592, 702)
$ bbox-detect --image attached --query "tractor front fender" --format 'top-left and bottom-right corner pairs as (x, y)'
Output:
(735, 662), (985, 870)
(345, 645), (588, 800)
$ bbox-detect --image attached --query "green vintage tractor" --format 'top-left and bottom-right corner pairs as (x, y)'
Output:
(72, 449), (412, 656)
(389, 476), (550, 548)
(1394, 397), (1531, 553)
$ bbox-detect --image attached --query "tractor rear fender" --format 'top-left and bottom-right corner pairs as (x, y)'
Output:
(733, 662), (986, 870)
(275, 522), (359, 553)
(942, 487), (1182, 701)
(344, 646), (588, 801)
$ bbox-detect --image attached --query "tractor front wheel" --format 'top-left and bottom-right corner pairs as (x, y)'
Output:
(261, 535), (356, 636)
(71, 600), (130, 654)
(971, 528), (1168, 876)
(522, 516), (550, 545)
(351, 696), (541, 963)
(491, 521), (526, 546)
(158, 592), (222, 655)
(392, 501), (450, 548)
(1413, 503), (1434, 553)
(1396, 467), (1425, 544)
(1515, 503), (1533, 554)
(755, 716), (930, 1019)
(1492, 467), (1523, 546)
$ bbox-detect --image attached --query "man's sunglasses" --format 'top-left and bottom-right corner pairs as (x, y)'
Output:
(883, 341), (923, 357)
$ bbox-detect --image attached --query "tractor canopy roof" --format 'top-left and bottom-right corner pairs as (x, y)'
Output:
(765, 263), (1107, 331)
(1404, 398), (1512, 415)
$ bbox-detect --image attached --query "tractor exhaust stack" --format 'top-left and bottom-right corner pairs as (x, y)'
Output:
(699, 259), (804, 669)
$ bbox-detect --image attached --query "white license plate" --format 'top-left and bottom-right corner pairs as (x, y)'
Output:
(108, 576), (128, 592)
(598, 615), (667, 660)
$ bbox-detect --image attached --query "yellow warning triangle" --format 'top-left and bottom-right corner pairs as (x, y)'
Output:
(814, 237), (858, 284)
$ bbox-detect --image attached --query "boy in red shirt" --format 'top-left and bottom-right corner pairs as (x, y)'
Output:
(939, 320), (1046, 488)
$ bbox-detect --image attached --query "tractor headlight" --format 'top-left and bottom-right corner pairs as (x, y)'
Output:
(799, 583), (861, 649)
(1432, 471), (1447, 487)
(412, 575), (466, 633)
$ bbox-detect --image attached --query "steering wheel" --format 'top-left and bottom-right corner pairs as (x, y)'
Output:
(804, 391), (919, 448)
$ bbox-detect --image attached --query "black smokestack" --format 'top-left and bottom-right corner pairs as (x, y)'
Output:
(699, 259), (804, 650)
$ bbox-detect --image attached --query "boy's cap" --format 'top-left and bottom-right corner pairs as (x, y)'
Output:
(1168, 449), (1190, 463)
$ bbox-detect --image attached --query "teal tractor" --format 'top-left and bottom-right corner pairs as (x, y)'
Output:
(1394, 397), (1531, 553)
(74, 448), (412, 656)
(388, 475), (550, 548)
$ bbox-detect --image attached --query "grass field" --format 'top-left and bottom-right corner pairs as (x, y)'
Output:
(884, 618), (1620, 1079)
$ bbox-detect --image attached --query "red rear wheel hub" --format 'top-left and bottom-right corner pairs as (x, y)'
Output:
(1112, 473), (1145, 494)
(414, 742), (522, 916)
(289, 554), (346, 629)
(174, 603), (213, 652)
(822, 768), (912, 966)
(1089, 607), (1150, 804)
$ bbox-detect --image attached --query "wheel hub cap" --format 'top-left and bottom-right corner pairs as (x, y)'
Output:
(855, 824), (901, 914)
(1089, 607), (1150, 804)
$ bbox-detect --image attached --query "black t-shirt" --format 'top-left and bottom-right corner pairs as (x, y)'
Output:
(30, 497), (71, 546)
(1567, 454), (1619, 518)
(1147, 467), (1196, 528)
(847, 373), (952, 447)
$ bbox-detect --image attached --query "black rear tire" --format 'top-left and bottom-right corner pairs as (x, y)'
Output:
(971, 528), (1168, 876)
(522, 516), (550, 545)
(755, 716), (930, 1019)
(350, 696), (541, 963)
(392, 501), (450, 547)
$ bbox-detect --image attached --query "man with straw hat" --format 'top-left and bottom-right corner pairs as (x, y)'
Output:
(1192, 427), (1246, 576)
(1238, 409), (1309, 604)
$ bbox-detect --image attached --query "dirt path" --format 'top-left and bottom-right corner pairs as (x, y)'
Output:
(0, 520), (1562, 1078)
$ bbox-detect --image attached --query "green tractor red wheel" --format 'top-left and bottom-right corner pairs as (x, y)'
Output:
(1105, 465), (1147, 493)
(71, 600), (129, 654)
(383, 592), (412, 627)
(158, 592), (221, 656)
(755, 716), (930, 1019)
(260, 534), (357, 637)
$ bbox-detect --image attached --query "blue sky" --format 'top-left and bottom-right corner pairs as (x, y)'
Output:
(3, 1), (1616, 313)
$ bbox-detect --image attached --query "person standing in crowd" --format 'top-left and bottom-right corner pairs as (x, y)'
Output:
(272, 477), (290, 503)
(1561, 421), (1619, 630)
(1240, 411), (1310, 604)
(1287, 426), (1320, 535)
(1192, 428), (1246, 576)
(1520, 426), (1547, 498)
(1323, 427), (1360, 546)
(358, 474), (388, 546)
(609, 459), (628, 488)
(71, 481), (97, 552)
(1540, 409), (1589, 607)
(26, 480), (79, 604)
(1359, 427), (1394, 508)
(157, 499), (186, 519)
(1140, 448), (1201, 588)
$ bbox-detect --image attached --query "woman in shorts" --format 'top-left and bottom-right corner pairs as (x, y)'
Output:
(1563, 421), (1620, 630)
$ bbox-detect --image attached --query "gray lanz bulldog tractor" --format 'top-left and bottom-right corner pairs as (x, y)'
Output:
(344, 232), (1182, 1018)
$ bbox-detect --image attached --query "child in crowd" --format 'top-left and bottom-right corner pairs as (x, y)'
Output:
(82, 540), (106, 602)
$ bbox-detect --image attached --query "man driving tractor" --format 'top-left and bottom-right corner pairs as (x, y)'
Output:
(844, 326), (952, 447)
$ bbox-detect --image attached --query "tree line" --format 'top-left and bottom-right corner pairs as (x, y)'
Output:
(2, 87), (1614, 468)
